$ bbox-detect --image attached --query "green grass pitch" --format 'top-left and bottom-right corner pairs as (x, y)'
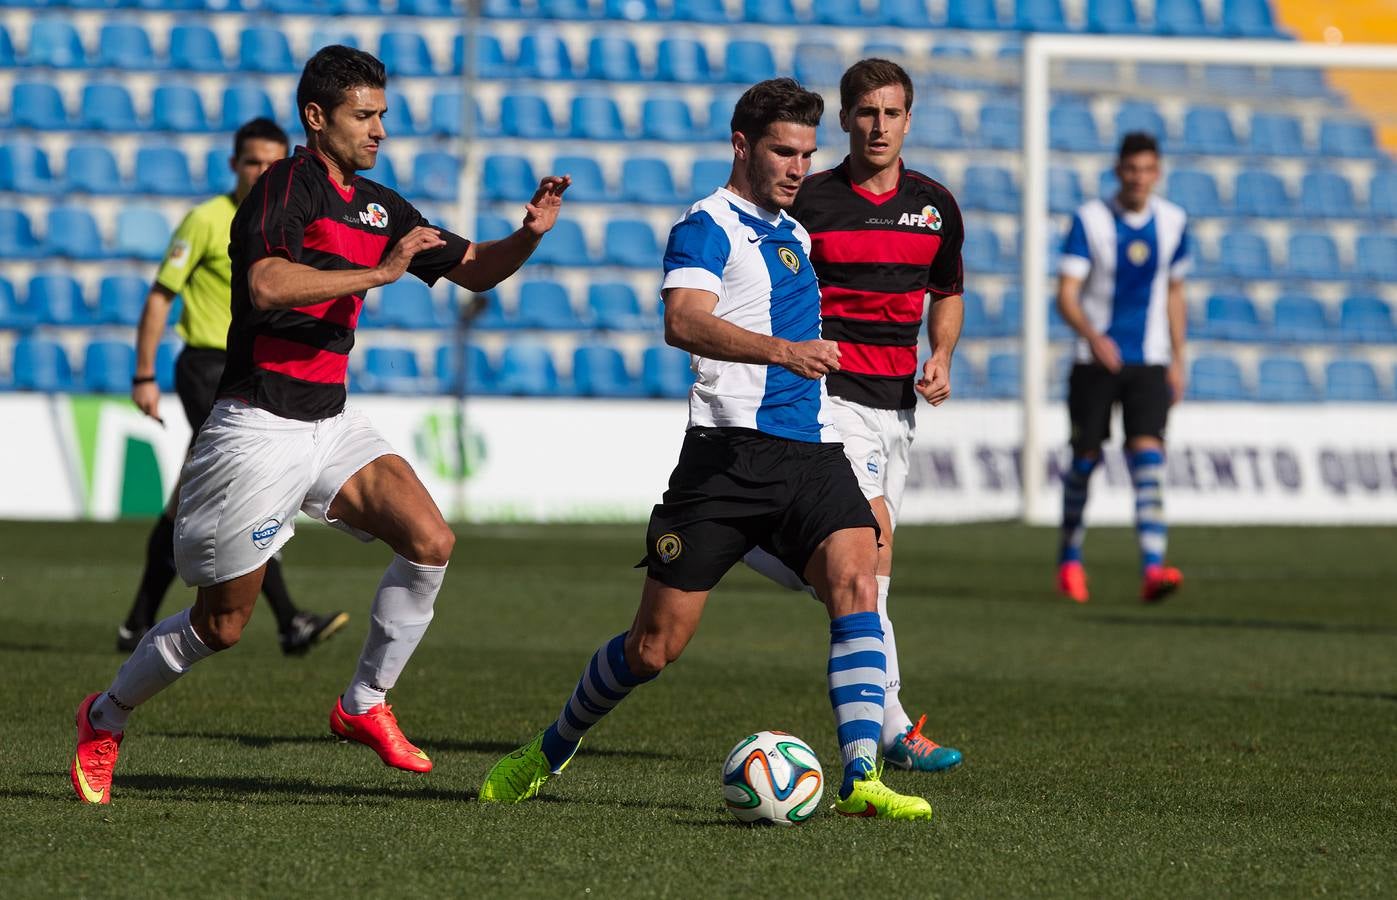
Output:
(3, 520), (1395, 898)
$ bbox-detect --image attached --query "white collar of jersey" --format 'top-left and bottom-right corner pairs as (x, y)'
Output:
(1109, 194), (1157, 229)
(717, 187), (785, 226)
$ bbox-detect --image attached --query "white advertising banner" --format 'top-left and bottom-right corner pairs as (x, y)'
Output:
(2, 395), (1395, 525)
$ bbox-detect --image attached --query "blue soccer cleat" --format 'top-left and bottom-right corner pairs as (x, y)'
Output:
(884, 715), (963, 772)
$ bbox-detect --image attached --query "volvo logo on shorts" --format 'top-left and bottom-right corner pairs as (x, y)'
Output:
(777, 247), (800, 273)
(251, 518), (282, 550)
(866, 457), (880, 476)
(656, 533), (683, 563)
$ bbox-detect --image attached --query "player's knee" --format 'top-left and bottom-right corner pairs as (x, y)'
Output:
(625, 632), (680, 678)
(826, 569), (877, 616)
(407, 522), (455, 567)
(196, 612), (247, 651)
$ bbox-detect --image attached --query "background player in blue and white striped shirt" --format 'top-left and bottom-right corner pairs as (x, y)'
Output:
(1056, 132), (1188, 604)
(480, 79), (932, 820)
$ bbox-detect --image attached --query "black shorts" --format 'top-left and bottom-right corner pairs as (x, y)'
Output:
(641, 427), (879, 592)
(1067, 363), (1171, 454)
(174, 347), (227, 445)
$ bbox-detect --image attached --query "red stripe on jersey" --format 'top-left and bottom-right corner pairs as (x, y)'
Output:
(303, 217), (390, 268)
(821, 285), (925, 323)
(295, 294), (363, 328)
(810, 229), (942, 266)
(253, 335), (348, 384)
(837, 341), (918, 378)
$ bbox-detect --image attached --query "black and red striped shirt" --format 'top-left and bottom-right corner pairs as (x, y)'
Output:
(220, 146), (470, 421)
(793, 158), (964, 410)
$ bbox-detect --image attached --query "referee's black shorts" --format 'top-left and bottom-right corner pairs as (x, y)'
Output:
(173, 347), (227, 446)
(641, 427), (879, 592)
(1067, 363), (1171, 455)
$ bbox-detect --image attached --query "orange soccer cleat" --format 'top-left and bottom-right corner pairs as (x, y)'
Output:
(330, 697), (432, 773)
(71, 693), (123, 805)
(1057, 560), (1089, 603)
(1141, 564), (1183, 603)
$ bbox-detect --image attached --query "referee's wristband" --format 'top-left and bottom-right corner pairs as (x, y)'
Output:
(131, 375), (156, 386)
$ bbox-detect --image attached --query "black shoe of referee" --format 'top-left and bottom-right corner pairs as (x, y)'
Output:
(281, 611), (350, 656)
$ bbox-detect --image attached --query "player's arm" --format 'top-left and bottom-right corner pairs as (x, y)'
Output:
(917, 293), (963, 406)
(248, 226), (447, 310)
(1166, 277), (1187, 403)
(1058, 212), (1120, 372)
(445, 176), (571, 291)
(130, 284), (176, 423)
(663, 288), (839, 379)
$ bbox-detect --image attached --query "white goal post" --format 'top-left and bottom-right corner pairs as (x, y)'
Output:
(1019, 34), (1397, 525)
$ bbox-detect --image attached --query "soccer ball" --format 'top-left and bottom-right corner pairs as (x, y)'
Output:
(721, 731), (824, 826)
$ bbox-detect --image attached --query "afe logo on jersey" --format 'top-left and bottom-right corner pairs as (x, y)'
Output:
(360, 202), (389, 228)
(656, 533), (683, 563)
(777, 247), (800, 273)
(898, 205), (942, 231)
(1127, 239), (1151, 265)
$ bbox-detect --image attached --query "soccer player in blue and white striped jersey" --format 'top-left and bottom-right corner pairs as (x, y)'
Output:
(1056, 131), (1188, 604)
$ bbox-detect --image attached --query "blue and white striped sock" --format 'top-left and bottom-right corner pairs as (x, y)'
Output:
(540, 632), (653, 772)
(1129, 448), (1167, 571)
(1059, 455), (1098, 564)
(828, 611), (885, 799)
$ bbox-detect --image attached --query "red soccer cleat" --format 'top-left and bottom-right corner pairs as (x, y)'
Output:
(1057, 561), (1089, 603)
(71, 693), (123, 805)
(1141, 565), (1183, 603)
(330, 697), (432, 773)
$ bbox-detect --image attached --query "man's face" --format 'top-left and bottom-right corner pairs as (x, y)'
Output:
(230, 138), (287, 198)
(736, 121), (818, 211)
(840, 84), (910, 171)
(309, 85), (387, 173)
(1116, 150), (1161, 209)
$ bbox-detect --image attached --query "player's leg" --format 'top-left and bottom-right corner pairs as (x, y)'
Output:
(1123, 366), (1181, 602)
(1058, 365), (1113, 602)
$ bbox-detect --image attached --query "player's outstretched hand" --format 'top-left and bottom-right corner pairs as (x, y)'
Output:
(377, 225), (447, 285)
(1088, 333), (1123, 373)
(916, 355), (952, 406)
(131, 380), (163, 424)
(781, 339), (840, 379)
(522, 175), (572, 237)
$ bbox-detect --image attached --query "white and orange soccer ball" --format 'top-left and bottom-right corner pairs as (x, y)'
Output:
(721, 730), (823, 826)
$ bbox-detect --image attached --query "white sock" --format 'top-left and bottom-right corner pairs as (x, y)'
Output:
(742, 546), (820, 600)
(343, 555), (445, 715)
(876, 575), (913, 748)
(89, 607), (215, 733)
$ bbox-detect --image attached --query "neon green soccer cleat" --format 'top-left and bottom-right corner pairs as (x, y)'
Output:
(479, 731), (579, 803)
(832, 765), (933, 821)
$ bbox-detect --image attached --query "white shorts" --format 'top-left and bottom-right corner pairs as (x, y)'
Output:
(174, 399), (396, 587)
(826, 394), (916, 529)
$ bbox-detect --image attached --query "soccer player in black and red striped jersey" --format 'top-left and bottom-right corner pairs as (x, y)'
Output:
(745, 59), (966, 772)
(70, 45), (571, 805)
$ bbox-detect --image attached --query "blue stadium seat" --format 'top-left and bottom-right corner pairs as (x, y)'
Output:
(239, 27), (294, 73)
(963, 165), (1017, 214)
(1222, 0), (1282, 37)
(153, 340), (178, 393)
(1298, 170), (1355, 220)
(135, 146), (195, 195)
(1202, 294), (1261, 341)
(362, 347), (423, 394)
(815, 0), (867, 26)
(30, 273), (96, 325)
(672, 0), (731, 21)
(531, 219), (591, 266)
(1248, 113), (1306, 156)
(947, 0), (1001, 28)
(1218, 231), (1272, 279)
(1271, 294), (1330, 343)
(10, 81), (67, 131)
(113, 207), (171, 260)
(641, 98), (697, 142)
(620, 157), (679, 205)
(1325, 360), (1383, 402)
(451, 33), (510, 78)
(1318, 119), (1379, 159)
(704, 93), (743, 140)
(929, 40), (982, 92)
(1049, 102), (1102, 152)
(797, 41), (848, 87)
(435, 344), (496, 396)
(573, 344), (641, 397)
(908, 104), (966, 150)
(96, 22), (155, 69)
(642, 344), (694, 397)
(588, 282), (650, 330)
(1338, 295), (1397, 343)
(428, 91), (484, 138)
(516, 32), (575, 80)
(169, 24), (226, 72)
(0, 207), (42, 259)
(0, 277), (36, 330)
(379, 31), (435, 76)
(1189, 356), (1248, 401)
(27, 19), (85, 68)
(364, 153), (400, 192)
(307, 26), (358, 56)
(0, 142), (58, 194)
(1048, 167), (1082, 215)
(1087, 0), (1140, 32)
(63, 150), (117, 206)
(1114, 101), (1165, 142)
(98, 276), (147, 326)
(400, 0), (459, 13)
(949, 353), (983, 400)
(1233, 171), (1288, 218)
(586, 35), (641, 81)
(205, 149), (234, 195)
(152, 84), (208, 132)
(1137, 62), (1190, 88)
(689, 158), (730, 199)
(42, 206), (106, 261)
(80, 82), (140, 131)
(476, 214), (514, 244)
(604, 219), (661, 268)
(518, 281), (582, 332)
(744, 0), (798, 23)
(985, 353), (1021, 399)
(607, 0), (661, 20)
(483, 0), (531, 17)
(1355, 234), (1397, 283)
(500, 92), (556, 139)
(1154, 0), (1210, 34)
(1370, 171), (1397, 220)
(959, 291), (994, 338)
(12, 337), (74, 393)
(1180, 106), (1239, 155)
(0, 25), (13, 69)
(724, 41), (776, 83)
(978, 101), (1021, 149)
(495, 342), (561, 395)
(1166, 169), (1224, 217)
(1286, 234), (1340, 281)
(83, 341), (136, 394)
(1205, 64), (1263, 96)
(412, 151), (459, 202)
(538, 0), (596, 18)
(553, 154), (609, 202)
(1257, 356), (1316, 402)
(379, 280), (445, 329)
(963, 225), (1008, 274)
(1272, 67), (1331, 98)
(1016, 0), (1068, 30)
(221, 85), (276, 131)
(570, 95), (626, 140)
(656, 38), (711, 83)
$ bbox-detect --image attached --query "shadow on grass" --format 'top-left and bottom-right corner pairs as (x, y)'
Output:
(0, 640), (72, 654)
(1304, 689), (1397, 703)
(1086, 615), (1397, 636)
(8, 774), (471, 804)
(150, 731), (679, 761)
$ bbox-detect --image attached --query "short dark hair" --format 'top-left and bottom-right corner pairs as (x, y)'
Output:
(729, 78), (824, 146)
(839, 58), (915, 114)
(297, 44), (387, 131)
(232, 117), (289, 158)
(1118, 131), (1160, 160)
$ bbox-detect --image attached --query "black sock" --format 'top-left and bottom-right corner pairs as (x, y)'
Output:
(123, 514), (177, 631)
(261, 555), (300, 635)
